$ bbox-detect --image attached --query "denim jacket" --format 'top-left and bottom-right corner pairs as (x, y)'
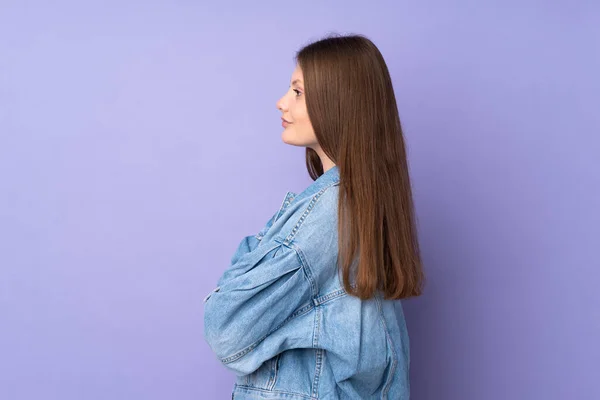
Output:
(203, 166), (410, 399)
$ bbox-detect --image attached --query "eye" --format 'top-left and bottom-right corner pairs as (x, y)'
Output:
(293, 89), (302, 97)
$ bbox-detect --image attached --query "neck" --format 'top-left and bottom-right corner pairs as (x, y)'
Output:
(313, 145), (336, 172)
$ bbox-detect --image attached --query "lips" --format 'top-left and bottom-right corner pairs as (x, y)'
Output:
(281, 117), (292, 123)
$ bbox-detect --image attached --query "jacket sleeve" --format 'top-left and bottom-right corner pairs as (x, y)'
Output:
(213, 210), (279, 289)
(217, 191), (296, 283)
(230, 208), (280, 265)
(202, 238), (314, 375)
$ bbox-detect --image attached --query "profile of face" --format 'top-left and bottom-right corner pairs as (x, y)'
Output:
(276, 65), (318, 148)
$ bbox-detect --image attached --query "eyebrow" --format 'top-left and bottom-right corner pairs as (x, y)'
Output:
(291, 79), (303, 87)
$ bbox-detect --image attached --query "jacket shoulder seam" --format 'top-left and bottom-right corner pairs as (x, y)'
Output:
(282, 183), (338, 245)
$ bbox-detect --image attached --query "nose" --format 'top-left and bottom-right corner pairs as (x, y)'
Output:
(276, 95), (288, 112)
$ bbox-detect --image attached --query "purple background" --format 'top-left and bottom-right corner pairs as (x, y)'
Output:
(1, 1), (598, 399)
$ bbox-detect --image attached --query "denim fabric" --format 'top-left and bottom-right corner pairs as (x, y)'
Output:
(203, 166), (410, 399)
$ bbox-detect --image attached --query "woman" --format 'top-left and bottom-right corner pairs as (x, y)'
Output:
(203, 34), (424, 399)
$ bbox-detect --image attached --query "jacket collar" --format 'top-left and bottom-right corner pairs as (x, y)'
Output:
(315, 165), (340, 187)
(295, 165), (340, 200)
(301, 164), (340, 197)
(277, 165), (340, 214)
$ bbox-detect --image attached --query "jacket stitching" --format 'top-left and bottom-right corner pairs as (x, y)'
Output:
(288, 241), (318, 298)
(255, 191), (297, 241)
(283, 183), (337, 245)
(375, 294), (397, 399)
(266, 354), (279, 390)
(312, 347), (323, 398)
(312, 288), (347, 306)
(234, 384), (315, 399)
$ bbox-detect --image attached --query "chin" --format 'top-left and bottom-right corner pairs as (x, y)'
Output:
(282, 130), (312, 147)
(282, 138), (302, 147)
(281, 130), (298, 145)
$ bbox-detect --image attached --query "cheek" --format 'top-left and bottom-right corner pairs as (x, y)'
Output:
(289, 101), (313, 137)
(298, 110), (313, 133)
(293, 103), (309, 125)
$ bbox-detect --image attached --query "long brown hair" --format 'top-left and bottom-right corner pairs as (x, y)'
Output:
(296, 34), (424, 300)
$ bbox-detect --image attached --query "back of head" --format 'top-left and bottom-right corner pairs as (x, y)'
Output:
(296, 34), (425, 300)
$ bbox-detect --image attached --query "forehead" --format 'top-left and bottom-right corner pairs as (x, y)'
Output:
(291, 65), (303, 82)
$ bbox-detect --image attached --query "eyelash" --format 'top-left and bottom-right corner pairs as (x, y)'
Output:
(293, 89), (302, 97)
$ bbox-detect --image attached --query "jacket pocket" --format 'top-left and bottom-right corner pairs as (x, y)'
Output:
(244, 353), (280, 390)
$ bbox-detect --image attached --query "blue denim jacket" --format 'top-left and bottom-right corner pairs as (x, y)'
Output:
(203, 166), (410, 399)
